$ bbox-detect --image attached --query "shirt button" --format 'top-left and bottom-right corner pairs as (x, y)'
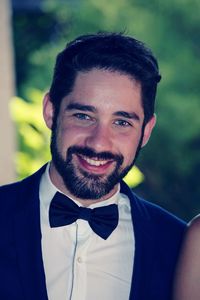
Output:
(77, 257), (83, 263)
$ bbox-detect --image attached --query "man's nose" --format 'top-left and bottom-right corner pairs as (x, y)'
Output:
(84, 124), (113, 153)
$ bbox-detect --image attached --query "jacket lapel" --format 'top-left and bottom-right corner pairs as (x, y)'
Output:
(120, 181), (156, 300)
(14, 165), (48, 300)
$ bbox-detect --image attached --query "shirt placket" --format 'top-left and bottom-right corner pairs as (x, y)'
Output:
(70, 220), (92, 300)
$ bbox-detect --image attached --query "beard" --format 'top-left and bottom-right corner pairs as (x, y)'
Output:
(50, 125), (144, 200)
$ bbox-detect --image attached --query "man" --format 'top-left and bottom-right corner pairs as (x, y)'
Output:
(0, 32), (186, 300)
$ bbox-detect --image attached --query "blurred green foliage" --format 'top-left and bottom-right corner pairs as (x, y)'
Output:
(12, 0), (200, 220)
(10, 89), (51, 178)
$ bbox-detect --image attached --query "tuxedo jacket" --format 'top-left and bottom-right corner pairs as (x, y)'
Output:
(0, 165), (186, 300)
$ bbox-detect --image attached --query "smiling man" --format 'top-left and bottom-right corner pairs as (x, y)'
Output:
(45, 69), (153, 204)
(0, 33), (186, 300)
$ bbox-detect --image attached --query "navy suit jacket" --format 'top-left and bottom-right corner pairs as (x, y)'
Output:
(0, 165), (186, 300)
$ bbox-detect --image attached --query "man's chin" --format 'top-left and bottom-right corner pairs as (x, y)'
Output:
(63, 169), (122, 200)
(77, 168), (108, 181)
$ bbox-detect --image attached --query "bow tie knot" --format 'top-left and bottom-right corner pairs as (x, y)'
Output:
(79, 207), (92, 221)
(49, 192), (119, 240)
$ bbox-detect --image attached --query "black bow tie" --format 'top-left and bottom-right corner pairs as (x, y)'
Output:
(49, 192), (119, 240)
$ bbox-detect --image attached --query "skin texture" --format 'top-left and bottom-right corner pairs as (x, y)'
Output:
(173, 215), (200, 300)
(43, 68), (156, 206)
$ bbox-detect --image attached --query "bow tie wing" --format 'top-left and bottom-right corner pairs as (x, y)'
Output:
(49, 193), (80, 227)
(89, 204), (119, 240)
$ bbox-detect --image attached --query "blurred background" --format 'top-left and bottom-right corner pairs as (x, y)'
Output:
(0, 0), (200, 221)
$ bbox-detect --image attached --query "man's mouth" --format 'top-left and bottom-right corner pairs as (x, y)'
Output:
(77, 154), (113, 172)
(83, 156), (110, 166)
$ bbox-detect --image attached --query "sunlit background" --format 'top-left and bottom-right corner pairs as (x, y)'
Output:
(1, 0), (200, 221)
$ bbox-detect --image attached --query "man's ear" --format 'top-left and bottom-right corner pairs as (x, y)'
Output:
(43, 93), (54, 130)
(141, 114), (156, 147)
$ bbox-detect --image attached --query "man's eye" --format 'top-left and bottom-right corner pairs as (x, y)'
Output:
(74, 113), (91, 120)
(114, 119), (132, 127)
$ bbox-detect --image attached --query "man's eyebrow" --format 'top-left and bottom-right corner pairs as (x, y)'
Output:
(65, 103), (141, 121)
(65, 102), (96, 112)
(114, 111), (141, 121)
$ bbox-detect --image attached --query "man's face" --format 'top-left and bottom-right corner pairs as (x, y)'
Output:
(44, 69), (155, 202)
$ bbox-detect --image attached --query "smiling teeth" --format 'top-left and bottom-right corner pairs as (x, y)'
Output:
(84, 157), (108, 166)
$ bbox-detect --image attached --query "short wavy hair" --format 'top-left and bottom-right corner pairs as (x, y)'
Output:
(49, 32), (161, 124)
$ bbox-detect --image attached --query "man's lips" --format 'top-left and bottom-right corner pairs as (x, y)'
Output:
(77, 154), (114, 172)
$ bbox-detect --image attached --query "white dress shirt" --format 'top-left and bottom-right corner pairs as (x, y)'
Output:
(39, 164), (135, 300)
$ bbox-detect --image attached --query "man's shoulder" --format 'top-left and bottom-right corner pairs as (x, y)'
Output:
(0, 164), (47, 204)
(121, 180), (186, 231)
(126, 187), (187, 258)
(135, 192), (186, 228)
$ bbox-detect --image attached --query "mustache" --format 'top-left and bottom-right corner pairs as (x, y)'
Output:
(67, 146), (123, 164)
